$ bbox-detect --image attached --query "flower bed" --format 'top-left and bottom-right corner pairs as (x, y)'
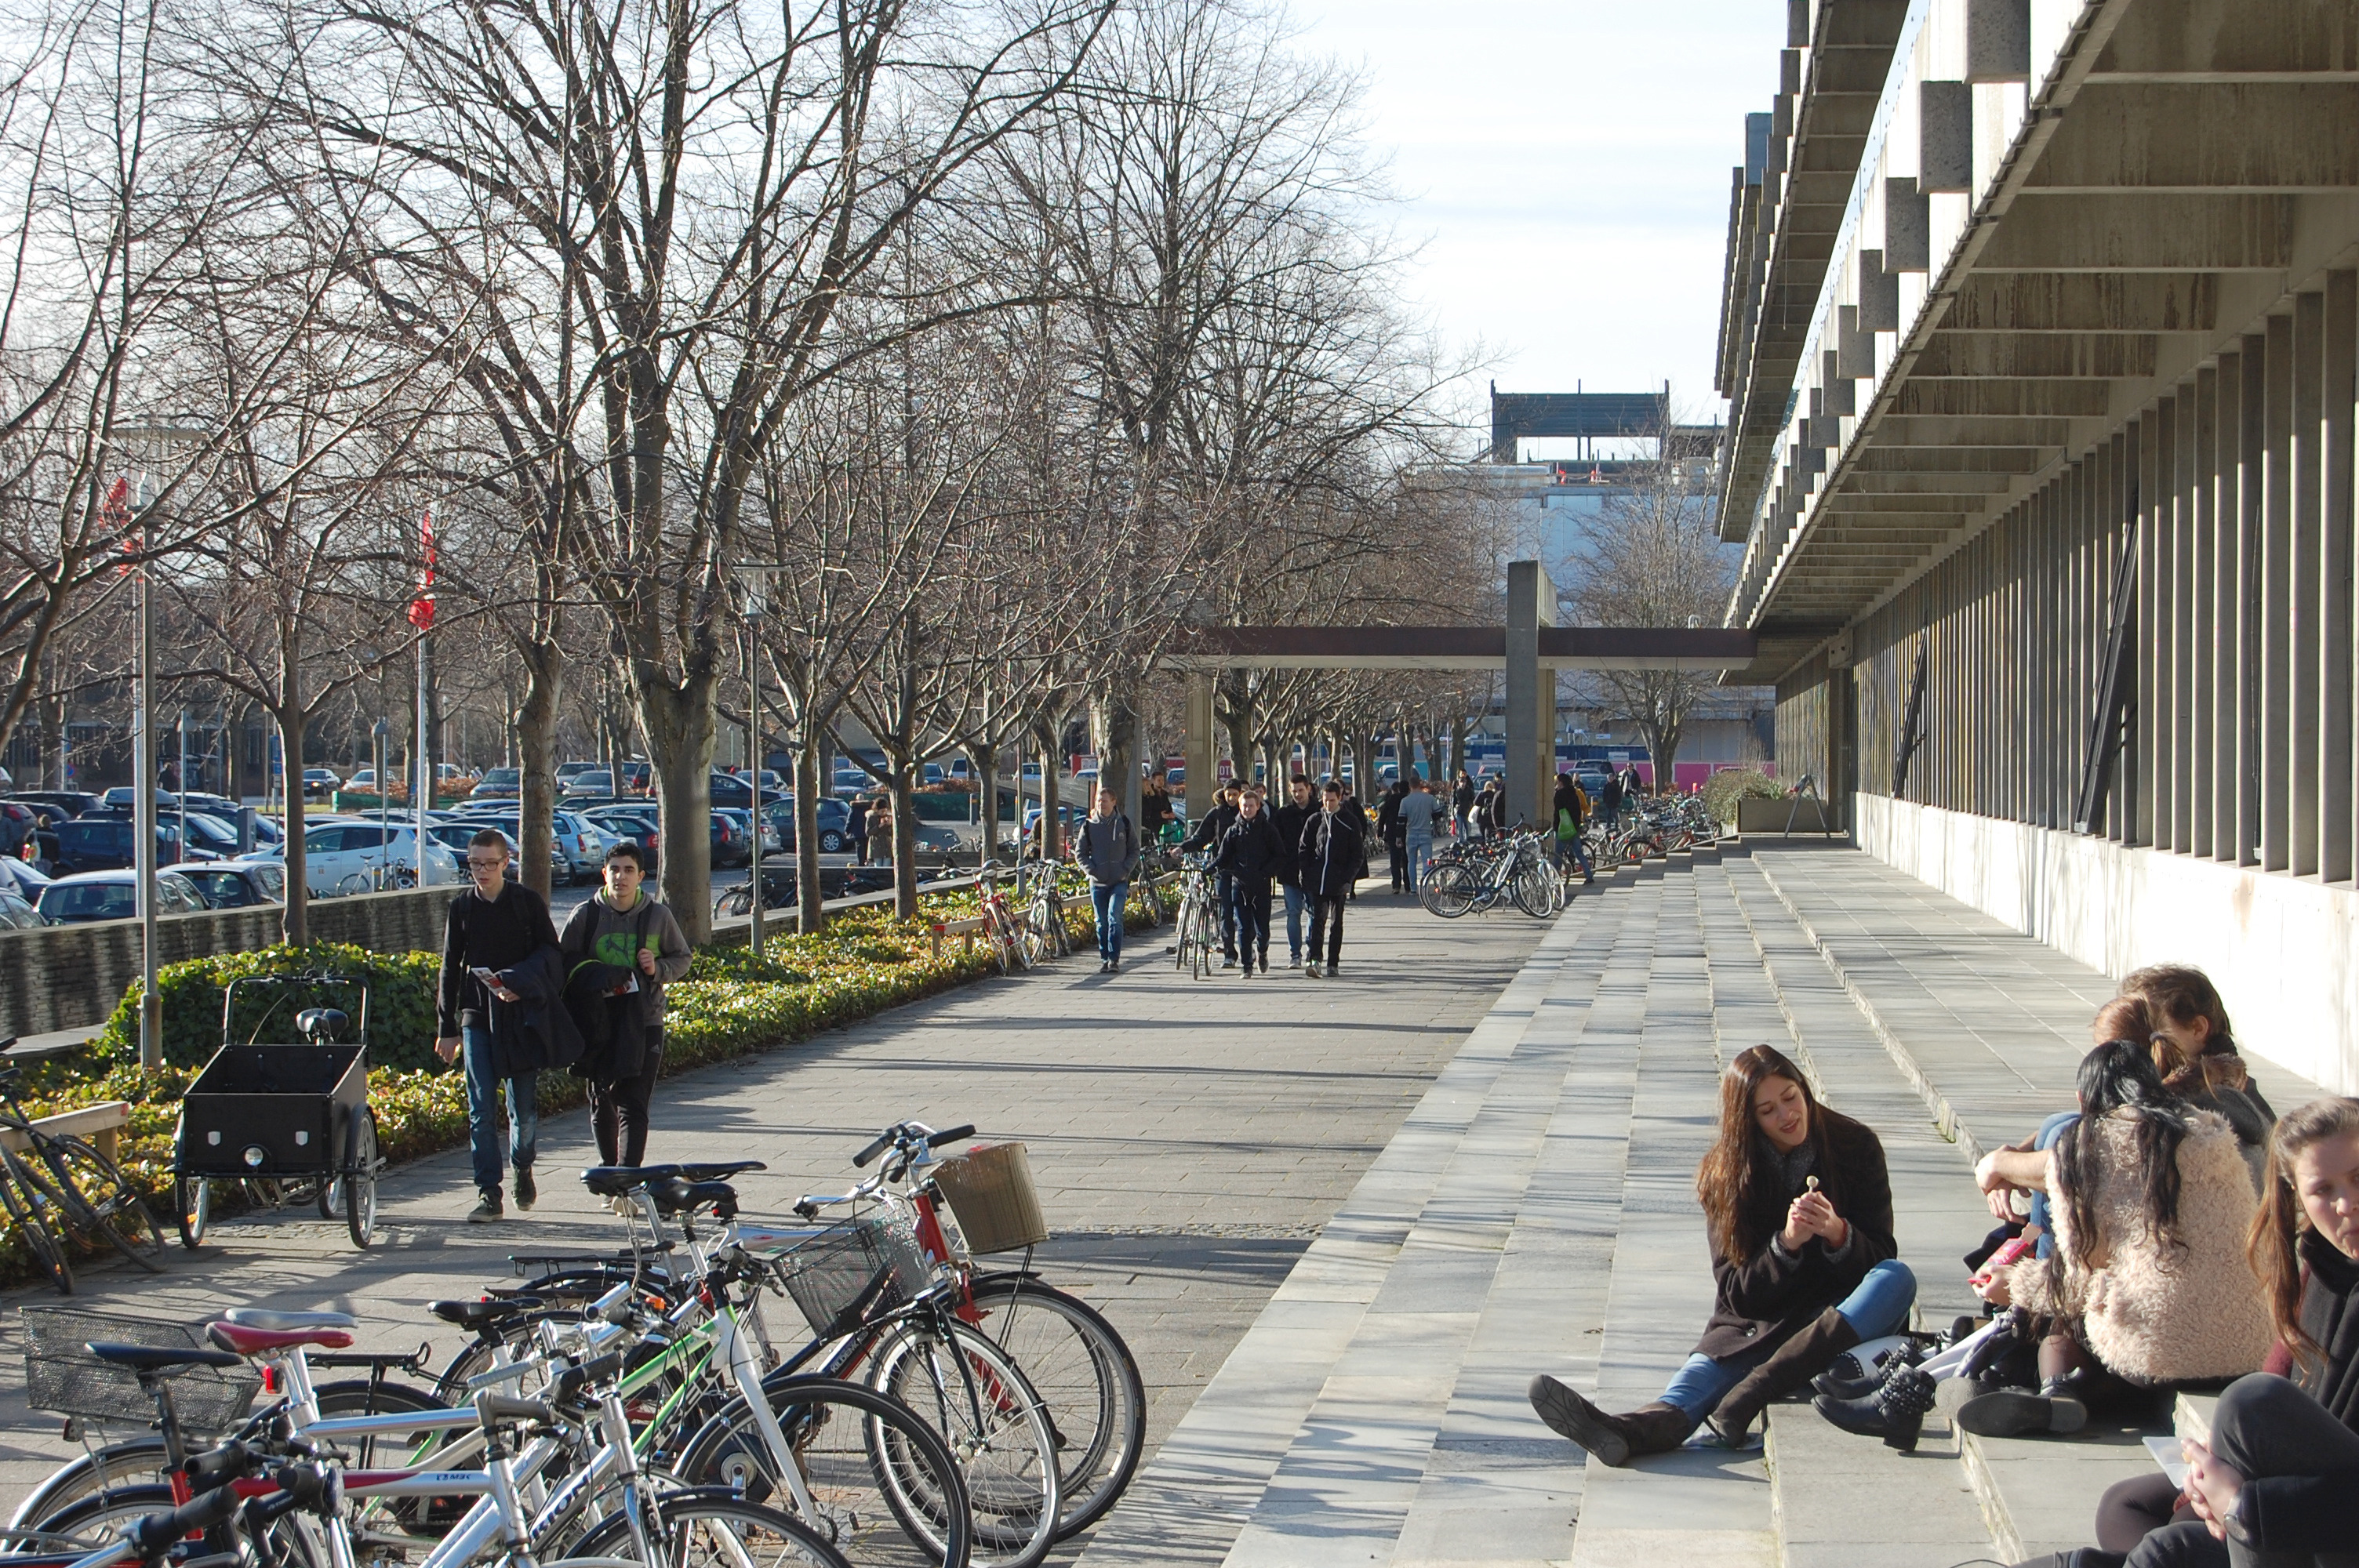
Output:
(0, 884), (1135, 1283)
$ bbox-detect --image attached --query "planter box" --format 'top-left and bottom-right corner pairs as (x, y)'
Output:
(1736, 797), (1843, 835)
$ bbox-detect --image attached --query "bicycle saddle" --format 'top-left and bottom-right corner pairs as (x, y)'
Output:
(222, 1308), (359, 1333)
(677, 1160), (765, 1181)
(85, 1341), (244, 1373)
(208, 1322), (354, 1356)
(580, 1163), (681, 1196)
(295, 1008), (347, 1042)
(650, 1176), (737, 1219)
(427, 1297), (543, 1331)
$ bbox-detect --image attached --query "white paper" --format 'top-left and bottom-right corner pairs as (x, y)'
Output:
(2144, 1435), (2190, 1490)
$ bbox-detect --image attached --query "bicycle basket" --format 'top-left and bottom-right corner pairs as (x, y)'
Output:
(20, 1308), (261, 1434)
(773, 1212), (931, 1338)
(929, 1142), (1049, 1256)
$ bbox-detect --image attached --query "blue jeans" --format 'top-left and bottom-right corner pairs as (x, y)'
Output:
(1659, 1258), (1918, 1421)
(1089, 881), (1127, 961)
(1281, 883), (1307, 959)
(463, 1025), (537, 1195)
(1405, 835), (1433, 892)
(2026, 1109), (2079, 1259)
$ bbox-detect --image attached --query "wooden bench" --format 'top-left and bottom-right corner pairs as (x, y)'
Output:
(0, 1102), (133, 1163)
(929, 916), (990, 958)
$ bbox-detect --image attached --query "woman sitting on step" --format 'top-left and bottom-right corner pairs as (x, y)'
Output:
(2012, 1095), (2359, 1568)
(1958, 1041), (2273, 1440)
(1527, 1043), (1919, 1462)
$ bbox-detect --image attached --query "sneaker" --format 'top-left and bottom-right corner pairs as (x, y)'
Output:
(514, 1166), (536, 1211)
(1100, 960), (1113, 973)
(1288, 954), (1301, 969)
(1305, 963), (1322, 978)
(468, 1189), (503, 1223)
(1220, 955), (1238, 969)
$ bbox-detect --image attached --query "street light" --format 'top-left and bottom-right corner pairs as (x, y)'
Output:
(731, 566), (776, 945)
(111, 421), (208, 1073)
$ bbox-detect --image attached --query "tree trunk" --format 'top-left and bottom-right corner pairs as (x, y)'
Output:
(1038, 730), (1061, 862)
(965, 740), (997, 863)
(1219, 708), (1253, 789)
(638, 673), (718, 943)
(891, 764), (918, 920)
(792, 732), (826, 935)
(278, 706), (310, 946)
(515, 638), (563, 902)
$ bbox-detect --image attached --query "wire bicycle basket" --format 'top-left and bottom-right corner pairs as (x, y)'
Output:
(20, 1307), (260, 1436)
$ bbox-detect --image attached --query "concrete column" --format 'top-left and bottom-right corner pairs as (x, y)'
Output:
(2294, 290), (2325, 878)
(2331, 272), (2359, 885)
(2264, 311), (2295, 873)
(1504, 559), (1555, 829)
(2238, 336), (2267, 867)
(1183, 673), (1215, 827)
(2193, 365), (2219, 857)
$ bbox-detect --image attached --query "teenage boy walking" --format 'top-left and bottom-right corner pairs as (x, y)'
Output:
(1214, 786), (1284, 975)
(1182, 781), (1245, 966)
(1270, 775), (1316, 967)
(1398, 776), (1444, 893)
(558, 842), (691, 1174)
(435, 829), (559, 1222)
(1299, 780), (1363, 978)
(1074, 786), (1139, 972)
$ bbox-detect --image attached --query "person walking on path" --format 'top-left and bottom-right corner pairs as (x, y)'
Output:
(1399, 776), (1444, 894)
(1453, 770), (1476, 837)
(1528, 1044), (1917, 1460)
(1183, 780), (1245, 967)
(558, 841), (691, 1177)
(1299, 779), (1363, 978)
(1555, 772), (1595, 884)
(1379, 780), (1409, 893)
(1074, 786), (1140, 973)
(1598, 767), (1624, 826)
(436, 829), (561, 1223)
(1271, 775), (1316, 967)
(1142, 769), (1177, 840)
(864, 792), (895, 872)
(1214, 786), (1284, 976)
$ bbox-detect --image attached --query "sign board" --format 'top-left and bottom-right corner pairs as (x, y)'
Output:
(1608, 750), (1630, 765)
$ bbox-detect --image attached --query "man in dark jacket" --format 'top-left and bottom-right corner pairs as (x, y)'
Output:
(1299, 780), (1363, 978)
(435, 828), (560, 1222)
(1598, 768), (1623, 825)
(1183, 781), (1244, 966)
(1214, 786), (1284, 975)
(1453, 770), (1476, 836)
(1379, 780), (1410, 893)
(1074, 786), (1139, 972)
(1270, 775), (1315, 968)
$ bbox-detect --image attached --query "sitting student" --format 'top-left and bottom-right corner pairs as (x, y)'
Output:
(2013, 1096), (2359, 1568)
(1960, 1042), (2274, 1438)
(1528, 1044), (1918, 1461)
(2119, 964), (2275, 1178)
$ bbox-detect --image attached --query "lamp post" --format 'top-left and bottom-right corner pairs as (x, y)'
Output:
(734, 569), (771, 946)
(372, 720), (391, 880)
(114, 422), (207, 1072)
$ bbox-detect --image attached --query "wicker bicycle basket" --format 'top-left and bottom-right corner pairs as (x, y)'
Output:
(20, 1308), (261, 1435)
(929, 1142), (1049, 1255)
(774, 1212), (932, 1339)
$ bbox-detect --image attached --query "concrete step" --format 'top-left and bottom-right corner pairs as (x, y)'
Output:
(1072, 886), (1607, 1567)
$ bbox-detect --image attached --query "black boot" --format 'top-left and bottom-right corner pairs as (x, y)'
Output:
(1813, 1365), (1937, 1452)
(1528, 1376), (1693, 1467)
(1955, 1374), (2088, 1437)
(1812, 1340), (1922, 1402)
(1706, 1307), (1861, 1447)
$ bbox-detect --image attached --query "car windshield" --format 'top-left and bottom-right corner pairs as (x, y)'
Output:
(41, 881), (135, 920)
(480, 768), (520, 785)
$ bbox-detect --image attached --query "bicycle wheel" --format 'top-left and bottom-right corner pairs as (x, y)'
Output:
(46, 1136), (165, 1269)
(1421, 862), (1478, 919)
(673, 1373), (972, 1568)
(176, 1176), (210, 1249)
(0, 1152), (75, 1292)
(962, 1276), (1143, 1539)
(344, 1105), (379, 1248)
(1511, 866), (1555, 919)
(1013, 912), (1046, 970)
(7, 1439), (169, 1530)
(716, 886), (755, 919)
(866, 1319), (1057, 1568)
(569, 1494), (852, 1568)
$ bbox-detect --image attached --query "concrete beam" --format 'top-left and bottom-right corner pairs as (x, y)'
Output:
(1837, 471), (2016, 494)
(1889, 379), (2114, 415)
(1939, 274), (2219, 332)
(1866, 415), (2078, 445)
(2092, 0), (2359, 77)
(2030, 83), (2359, 193)
(1849, 445), (2050, 474)
(1975, 194), (2296, 270)
(1914, 332), (2161, 377)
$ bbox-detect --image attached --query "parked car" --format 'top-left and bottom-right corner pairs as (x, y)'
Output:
(176, 860), (286, 909)
(100, 787), (182, 811)
(561, 769), (615, 797)
(175, 811), (248, 861)
(265, 821), (460, 896)
(471, 767), (522, 800)
(49, 816), (207, 874)
(7, 790), (100, 818)
(583, 808), (660, 864)
(424, 821), (524, 881)
(707, 771), (783, 810)
(343, 768), (381, 791)
(0, 858), (53, 901)
(0, 800), (42, 866)
(300, 768), (341, 797)
(761, 796), (851, 854)
(710, 811), (747, 867)
(460, 810), (598, 883)
(38, 869), (209, 924)
(555, 760), (600, 782)
(715, 808), (780, 858)
(0, 887), (42, 928)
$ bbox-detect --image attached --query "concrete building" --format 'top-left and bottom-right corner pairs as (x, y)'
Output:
(1716, 0), (2359, 1091)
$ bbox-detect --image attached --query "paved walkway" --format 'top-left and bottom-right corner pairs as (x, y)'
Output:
(0, 879), (1548, 1547)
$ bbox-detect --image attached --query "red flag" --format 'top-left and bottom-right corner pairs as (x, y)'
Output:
(102, 477), (136, 574)
(407, 507), (437, 630)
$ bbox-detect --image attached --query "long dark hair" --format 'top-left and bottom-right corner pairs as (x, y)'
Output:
(2120, 964), (2237, 1077)
(2049, 1041), (2192, 1295)
(1697, 1044), (1829, 1266)
(2247, 1097), (2359, 1367)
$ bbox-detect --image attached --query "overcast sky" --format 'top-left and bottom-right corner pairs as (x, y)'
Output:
(1288, 2), (1788, 437)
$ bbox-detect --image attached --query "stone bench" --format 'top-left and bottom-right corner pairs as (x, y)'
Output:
(0, 1100), (133, 1163)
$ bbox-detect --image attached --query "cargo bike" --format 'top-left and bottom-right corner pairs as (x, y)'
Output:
(170, 972), (383, 1250)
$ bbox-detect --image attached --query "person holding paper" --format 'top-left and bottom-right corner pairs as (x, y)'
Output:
(436, 829), (559, 1222)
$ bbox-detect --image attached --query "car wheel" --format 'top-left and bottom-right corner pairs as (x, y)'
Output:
(819, 829), (845, 853)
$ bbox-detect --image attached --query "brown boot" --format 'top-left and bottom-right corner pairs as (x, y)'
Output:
(1705, 1307), (1860, 1447)
(1528, 1376), (1694, 1467)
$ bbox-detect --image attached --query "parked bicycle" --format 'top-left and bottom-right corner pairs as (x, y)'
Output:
(0, 1059), (165, 1292)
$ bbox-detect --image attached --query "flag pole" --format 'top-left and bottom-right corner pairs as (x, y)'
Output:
(413, 507), (435, 884)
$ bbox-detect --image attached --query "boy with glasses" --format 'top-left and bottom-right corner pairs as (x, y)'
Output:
(434, 829), (558, 1222)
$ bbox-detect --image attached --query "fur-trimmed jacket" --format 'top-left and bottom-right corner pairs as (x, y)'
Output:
(2002, 1108), (2274, 1384)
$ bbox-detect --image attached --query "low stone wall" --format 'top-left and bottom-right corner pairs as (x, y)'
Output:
(1852, 790), (2359, 1094)
(0, 887), (453, 1043)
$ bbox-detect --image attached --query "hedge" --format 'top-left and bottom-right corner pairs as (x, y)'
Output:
(0, 882), (1135, 1284)
(1701, 766), (1785, 825)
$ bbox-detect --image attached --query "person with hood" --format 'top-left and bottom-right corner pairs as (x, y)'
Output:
(436, 828), (562, 1223)
(559, 841), (691, 1181)
(1299, 780), (1363, 978)
(1074, 785), (1139, 973)
(1183, 780), (1245, 967)
(1271, 775), (1317, 968)
(1215, 786), (1285, 975)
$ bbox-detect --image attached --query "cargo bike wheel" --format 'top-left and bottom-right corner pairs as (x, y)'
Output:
(343, 1104), (380, 1249)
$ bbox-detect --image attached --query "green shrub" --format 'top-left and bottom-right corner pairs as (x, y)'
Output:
(1701, 767), (1786, 825)
(85, 942), (448, 1075)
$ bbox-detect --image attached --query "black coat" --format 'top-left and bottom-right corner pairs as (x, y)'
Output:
(437, 884), (559, 1036)
(2297, 1229), (2359, 1430)
(485, 944), (587, 1079)
(1297, 808), (1363, 900)
(1696, 1109), (1898, 1360)
(1214, 812), (1285, 881)
(1182, 800), (1240, 855)
(1270, 800), (1314, 885)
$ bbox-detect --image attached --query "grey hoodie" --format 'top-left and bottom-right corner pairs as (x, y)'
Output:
(1075, 811), (1138, 885)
